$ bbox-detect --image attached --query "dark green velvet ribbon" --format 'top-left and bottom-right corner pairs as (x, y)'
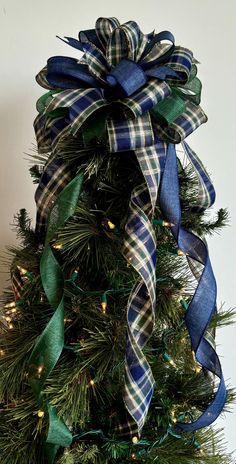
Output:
(28, 172), (84, 463)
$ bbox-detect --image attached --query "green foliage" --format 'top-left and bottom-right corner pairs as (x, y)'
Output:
(0, 398), (45, 464)
(29, 164), (42, 183)
(11, 208), (38, 249)
(58, 443), (101, 464)
(0, 124), (234, 463)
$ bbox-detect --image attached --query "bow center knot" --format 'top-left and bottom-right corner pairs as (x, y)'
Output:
(106, 58), (147, 97)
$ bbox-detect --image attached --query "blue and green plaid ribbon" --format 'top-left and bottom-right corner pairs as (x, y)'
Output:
(29, 16), (226, 453)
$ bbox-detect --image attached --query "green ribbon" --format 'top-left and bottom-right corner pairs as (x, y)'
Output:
(151, 64), (202, 125)
(28, 172), (84, 462)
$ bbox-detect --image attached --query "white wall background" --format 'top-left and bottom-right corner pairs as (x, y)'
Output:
(0, 0), (235, 454)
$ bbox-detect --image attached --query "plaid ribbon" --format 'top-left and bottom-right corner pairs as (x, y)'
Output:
(31, 17), (221, 443)
(121, 140), (167, 434)
(35, 157), (73, 243)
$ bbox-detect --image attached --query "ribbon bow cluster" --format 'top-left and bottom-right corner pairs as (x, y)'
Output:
(22, 17), (226, 461)
(34, 17), (206, 156)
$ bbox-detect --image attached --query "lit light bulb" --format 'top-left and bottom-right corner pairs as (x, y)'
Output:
(11, 307), (17, 313)
(4, 301), (16, 309)
(37, 410), (45, 418)
(9, 324), (14, 329)
(89, 379), (95, 386)
(17, 266), (28, 275)
(37, 365), (44, 375)
(132, 436), (138, 444)
(195, 366), (202, 374)
(0, 349), (5, 356)
(107, 220), (116, 230)
(101, 302), (107, 313)
(177, 249), (185, 256)
(101, 294), (107, 314)
(163, 221), (174, 227)
(52, 243), (63, 250)
(5, 316), (12, 322)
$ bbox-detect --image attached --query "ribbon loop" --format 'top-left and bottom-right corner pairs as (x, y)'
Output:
(95, 17), (120, 50)
(106, 58), (147, 97)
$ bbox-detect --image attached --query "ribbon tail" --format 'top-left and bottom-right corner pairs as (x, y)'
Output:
(159, 143), (227, 432)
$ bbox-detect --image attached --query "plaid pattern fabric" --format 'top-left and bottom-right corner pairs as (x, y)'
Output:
(82, 42), (109, 84)
(34, 88), (107, 153)
(141, 45), (193, 85)
(106, 20), (148, 66)
(36, 65), (54, 90)
(182, 141), (215, 210)
(153, 101), (208, 144)
(135, 139), (167, 210)
(107, 113), (154, 153)
(121, 139), (167, 433)
(121, 79), (171, 119)
(35, 158), (72, 242)
(122, 184), (156, 433)
(34, 112), (71, 154)
(95, 17), (120, 51)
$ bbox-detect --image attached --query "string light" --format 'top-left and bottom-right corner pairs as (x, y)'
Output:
(37, 410), (45, 418)
(70, 269), (79, 282)
(9, 324), (14, 330)
(5, 316), (12, 322)
(101, 293), (107, 314)
(17, 265), (28, 275)
(107, 220), (116, 230)
(180, 299), (189, 311)
(132, 436), (139, 444)
(89, 379), (95, 386)
(52, 243), (63, 250)
(163, 353), (176, 367)
(0, 349), (5, 356)
(195, 365), (202, 374)
(131, 453), (137, 460)
(153, 219), (174, 227)
(163, 221), (174, 227)
(4, 301), (16, 309)
(177, 249), (185, 256)
(37, 365), (44, 375)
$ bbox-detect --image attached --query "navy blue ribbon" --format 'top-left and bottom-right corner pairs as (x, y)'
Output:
(47, 28), (181, 97)
(159, 143), (227, 431)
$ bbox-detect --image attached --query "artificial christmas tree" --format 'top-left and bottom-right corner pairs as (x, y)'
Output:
(0, 16), (235, 464)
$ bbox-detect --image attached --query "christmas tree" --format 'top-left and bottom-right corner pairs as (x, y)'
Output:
(0, 17), (235, 464)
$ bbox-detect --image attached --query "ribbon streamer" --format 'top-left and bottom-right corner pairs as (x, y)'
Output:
(159, 142), (226, 431)
(28, 173), (83, 462)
